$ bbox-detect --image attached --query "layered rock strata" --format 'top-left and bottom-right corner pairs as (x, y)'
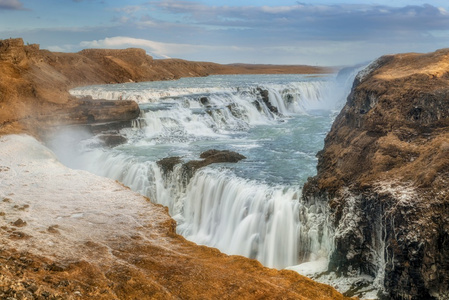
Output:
(304, 49), (449, 299)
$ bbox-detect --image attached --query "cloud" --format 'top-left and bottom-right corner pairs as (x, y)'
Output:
(0, 0), (25, 10)
(6, 1), (449, 66)
(77, 36), (261, 60)
(79, 36), (205, 58)
(113, 5), (146, 14)
(148, 1), (449, 40)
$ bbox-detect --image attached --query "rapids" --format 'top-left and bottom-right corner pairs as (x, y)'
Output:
(48, 73), (356, 270)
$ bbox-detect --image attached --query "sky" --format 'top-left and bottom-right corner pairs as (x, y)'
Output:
(0, 0), (449, 66)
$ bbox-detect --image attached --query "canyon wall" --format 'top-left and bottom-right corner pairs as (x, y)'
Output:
(304, 49), (449, 299)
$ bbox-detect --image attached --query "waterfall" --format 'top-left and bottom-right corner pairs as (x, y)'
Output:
(68, 150), (333, 269)
(54, 74), (357, 271)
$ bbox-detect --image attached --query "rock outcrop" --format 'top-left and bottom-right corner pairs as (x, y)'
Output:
(303, 49), (449, 299)
(158, 149), (246, 184)
(257, 88), (279, 114)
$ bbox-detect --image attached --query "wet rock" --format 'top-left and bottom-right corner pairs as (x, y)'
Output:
(156, 156), (182, 174)
(226, 103), (247, 120)
(98, 134), (128, 147)
(157, 150), (246, 184)
(199, 149), (246, 161)
(252, 100), (262, 112)
(182, 149), (246, 181)
(43, 98), (141, 126)
(257, 88), (278, 113)
(199, 96), (209, 105)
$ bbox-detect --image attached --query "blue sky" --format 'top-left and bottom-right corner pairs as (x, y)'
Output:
(1, 0), (448, 66)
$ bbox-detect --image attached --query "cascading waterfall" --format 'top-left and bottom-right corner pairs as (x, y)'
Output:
(69, 149), (333, 269)
(52, 74), (356, 271)
(179, 170), (300, 267)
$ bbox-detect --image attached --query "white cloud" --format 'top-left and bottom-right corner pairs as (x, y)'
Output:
(79, 36), (239, 59)
(113, 5), (146, 14)
(80, 37), (169, 58)
(259, 6), (296, 14)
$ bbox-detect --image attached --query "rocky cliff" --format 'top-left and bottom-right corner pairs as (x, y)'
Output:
(303, 49), (449, 299)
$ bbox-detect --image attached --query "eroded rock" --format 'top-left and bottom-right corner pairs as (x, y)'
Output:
(303, 49), (449, 299)
(157, 156), (182, 174)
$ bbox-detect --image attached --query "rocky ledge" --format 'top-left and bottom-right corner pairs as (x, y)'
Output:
(303, 49), (449, 299)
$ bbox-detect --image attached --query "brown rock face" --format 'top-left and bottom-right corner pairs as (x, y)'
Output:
(303, 49), (449, 299)
(0, 38), (143, 137)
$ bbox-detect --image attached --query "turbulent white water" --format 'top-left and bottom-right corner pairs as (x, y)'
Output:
(48, 74), (356, 270)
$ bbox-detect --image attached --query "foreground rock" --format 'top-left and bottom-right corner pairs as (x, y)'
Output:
(303, 49), (449, 299)
(0, 135), (348, 300)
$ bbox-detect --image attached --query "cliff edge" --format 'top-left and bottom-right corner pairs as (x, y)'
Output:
(304, 49), (449, 299)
